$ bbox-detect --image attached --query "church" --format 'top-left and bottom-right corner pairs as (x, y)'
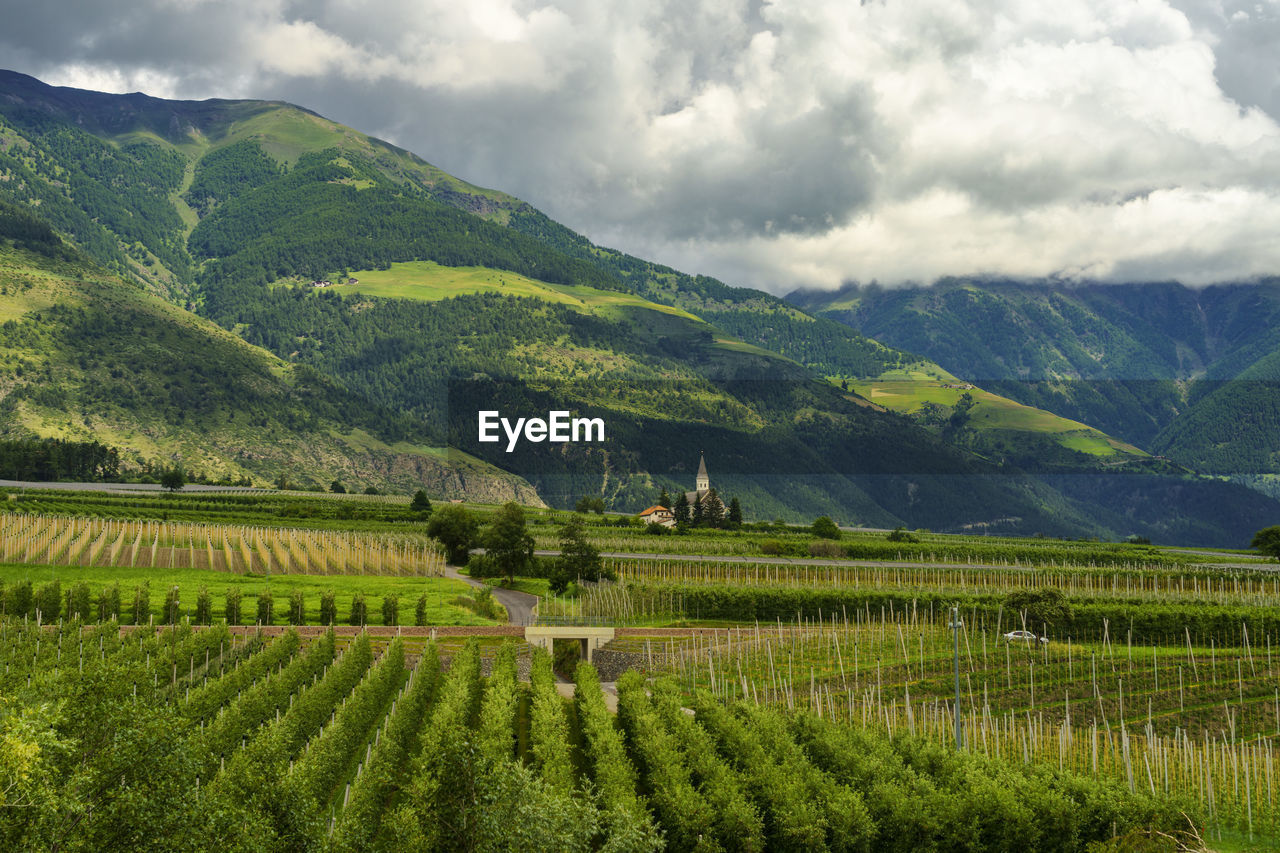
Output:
(684, 453), (711, 508)
(637, 454), (713, 528)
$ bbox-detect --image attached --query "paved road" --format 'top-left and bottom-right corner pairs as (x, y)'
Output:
(442, 565), (539, 626)
(1162, 548), (1269, 561)
(534, 549), (1005, 569)
(535, 549), (1279, 573)
(0, 479), (270, 494)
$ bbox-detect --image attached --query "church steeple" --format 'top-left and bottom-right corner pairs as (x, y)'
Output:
(695, 453), (709, 493)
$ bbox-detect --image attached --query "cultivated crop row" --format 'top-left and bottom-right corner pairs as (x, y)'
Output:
(0, 626), (1230, 850)
(605, 557), (1280, 607)
(644, 614), (1280, 840)
(0, 512), (443, 575)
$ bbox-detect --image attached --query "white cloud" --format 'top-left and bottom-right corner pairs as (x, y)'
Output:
(3, 0), (1280, 289)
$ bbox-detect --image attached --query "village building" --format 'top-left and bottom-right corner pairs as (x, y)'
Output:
(636, 453), (713, 527)
(637, 505), (675, 527)
(684, 453), (711, 508)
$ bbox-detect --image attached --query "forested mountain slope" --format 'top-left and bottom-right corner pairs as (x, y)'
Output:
(1, 70), (1277, 543)
(790, 279), (1280, 477)
(0, 198), (539, 501)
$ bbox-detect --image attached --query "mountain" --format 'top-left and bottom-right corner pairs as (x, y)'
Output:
(0, 198), (539, 501)
(1, 69), (1278, 544)
(789, 278), (1280, 479)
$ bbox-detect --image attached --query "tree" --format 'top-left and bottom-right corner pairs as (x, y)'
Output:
(727, 497), (743, 528)
(256, 589), (273, 625)
(466, 552), (498, 581)
(319, 589), (336, 626)
(691, 496), (705, 527)
(160, 466), (185, 492)
(349, 592), (368, 626)
(1004, 588), (1071, 634)
(274, 472), (292, 490)
(657, 487), (671, 508)
(1252, 525), (1280, 559)
(130, 582), (149, 625)
(288, 588), (306, 625)
(195, 587), (212, 625)
(673, 493), (691, 527)
(886, 526), (917, 543)
(427, 504), (479, 565)
(364, 485), (381, 495)
(552, 515), (603, 594)
(484, 502), (535, 583)
(410, 489), (432, 515)
(811, 516), (841, 539)
(224, 587), (241, 625)
(163, 585), (181, 625)
(702, 489), (725, 528)
(330, 480), (346, 494)
(575, 497), (605, 514)
(945, 392), (975, 437)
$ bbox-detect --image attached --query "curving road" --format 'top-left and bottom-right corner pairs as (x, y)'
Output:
(442, 565), (539, 626)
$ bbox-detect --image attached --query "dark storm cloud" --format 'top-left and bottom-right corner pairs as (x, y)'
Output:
(2, 0), (1280, 289)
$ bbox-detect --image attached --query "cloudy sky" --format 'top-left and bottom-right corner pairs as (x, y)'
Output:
(2, 0), (1280, 291)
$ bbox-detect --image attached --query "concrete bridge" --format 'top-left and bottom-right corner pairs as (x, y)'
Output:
(523, 626), (615, 662)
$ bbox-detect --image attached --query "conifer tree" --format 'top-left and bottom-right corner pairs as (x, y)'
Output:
(674, 492), (690, 527)
(703, 488), (725, 528)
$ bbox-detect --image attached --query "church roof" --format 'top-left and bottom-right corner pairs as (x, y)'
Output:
(637, 505), (671, 516)
(697, 453), (708, 479)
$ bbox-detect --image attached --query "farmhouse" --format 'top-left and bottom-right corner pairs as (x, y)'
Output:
(637, 505), (675, 527)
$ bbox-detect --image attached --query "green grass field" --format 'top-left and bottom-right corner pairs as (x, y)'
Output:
(328, 260), (704, 322)
(0, 563), (497, 626)
(848, 373), (1144, 456)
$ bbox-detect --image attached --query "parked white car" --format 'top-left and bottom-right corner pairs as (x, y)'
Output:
(1003, 630), (1049, 644)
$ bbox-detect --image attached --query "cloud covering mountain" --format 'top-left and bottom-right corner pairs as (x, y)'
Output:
(2, 0), (1279, 291)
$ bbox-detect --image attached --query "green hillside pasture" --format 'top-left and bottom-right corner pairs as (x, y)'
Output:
(0, 562), (498, 626)
(332, 260), (704, 321)
(851, 377), (1144, 456)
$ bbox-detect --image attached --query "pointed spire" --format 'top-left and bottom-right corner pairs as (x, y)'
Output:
(695, 453), (709, 493)
(697, 453), (708, 479)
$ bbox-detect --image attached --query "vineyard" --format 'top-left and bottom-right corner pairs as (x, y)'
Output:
(605, 557), (1280, 606)
(2, 486), (1278, 848)
(0, 513), (445, 575)
(0, 626), (1204, 852)
(604, 615), (1278, 842)
(528, 524), (1226, 568)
